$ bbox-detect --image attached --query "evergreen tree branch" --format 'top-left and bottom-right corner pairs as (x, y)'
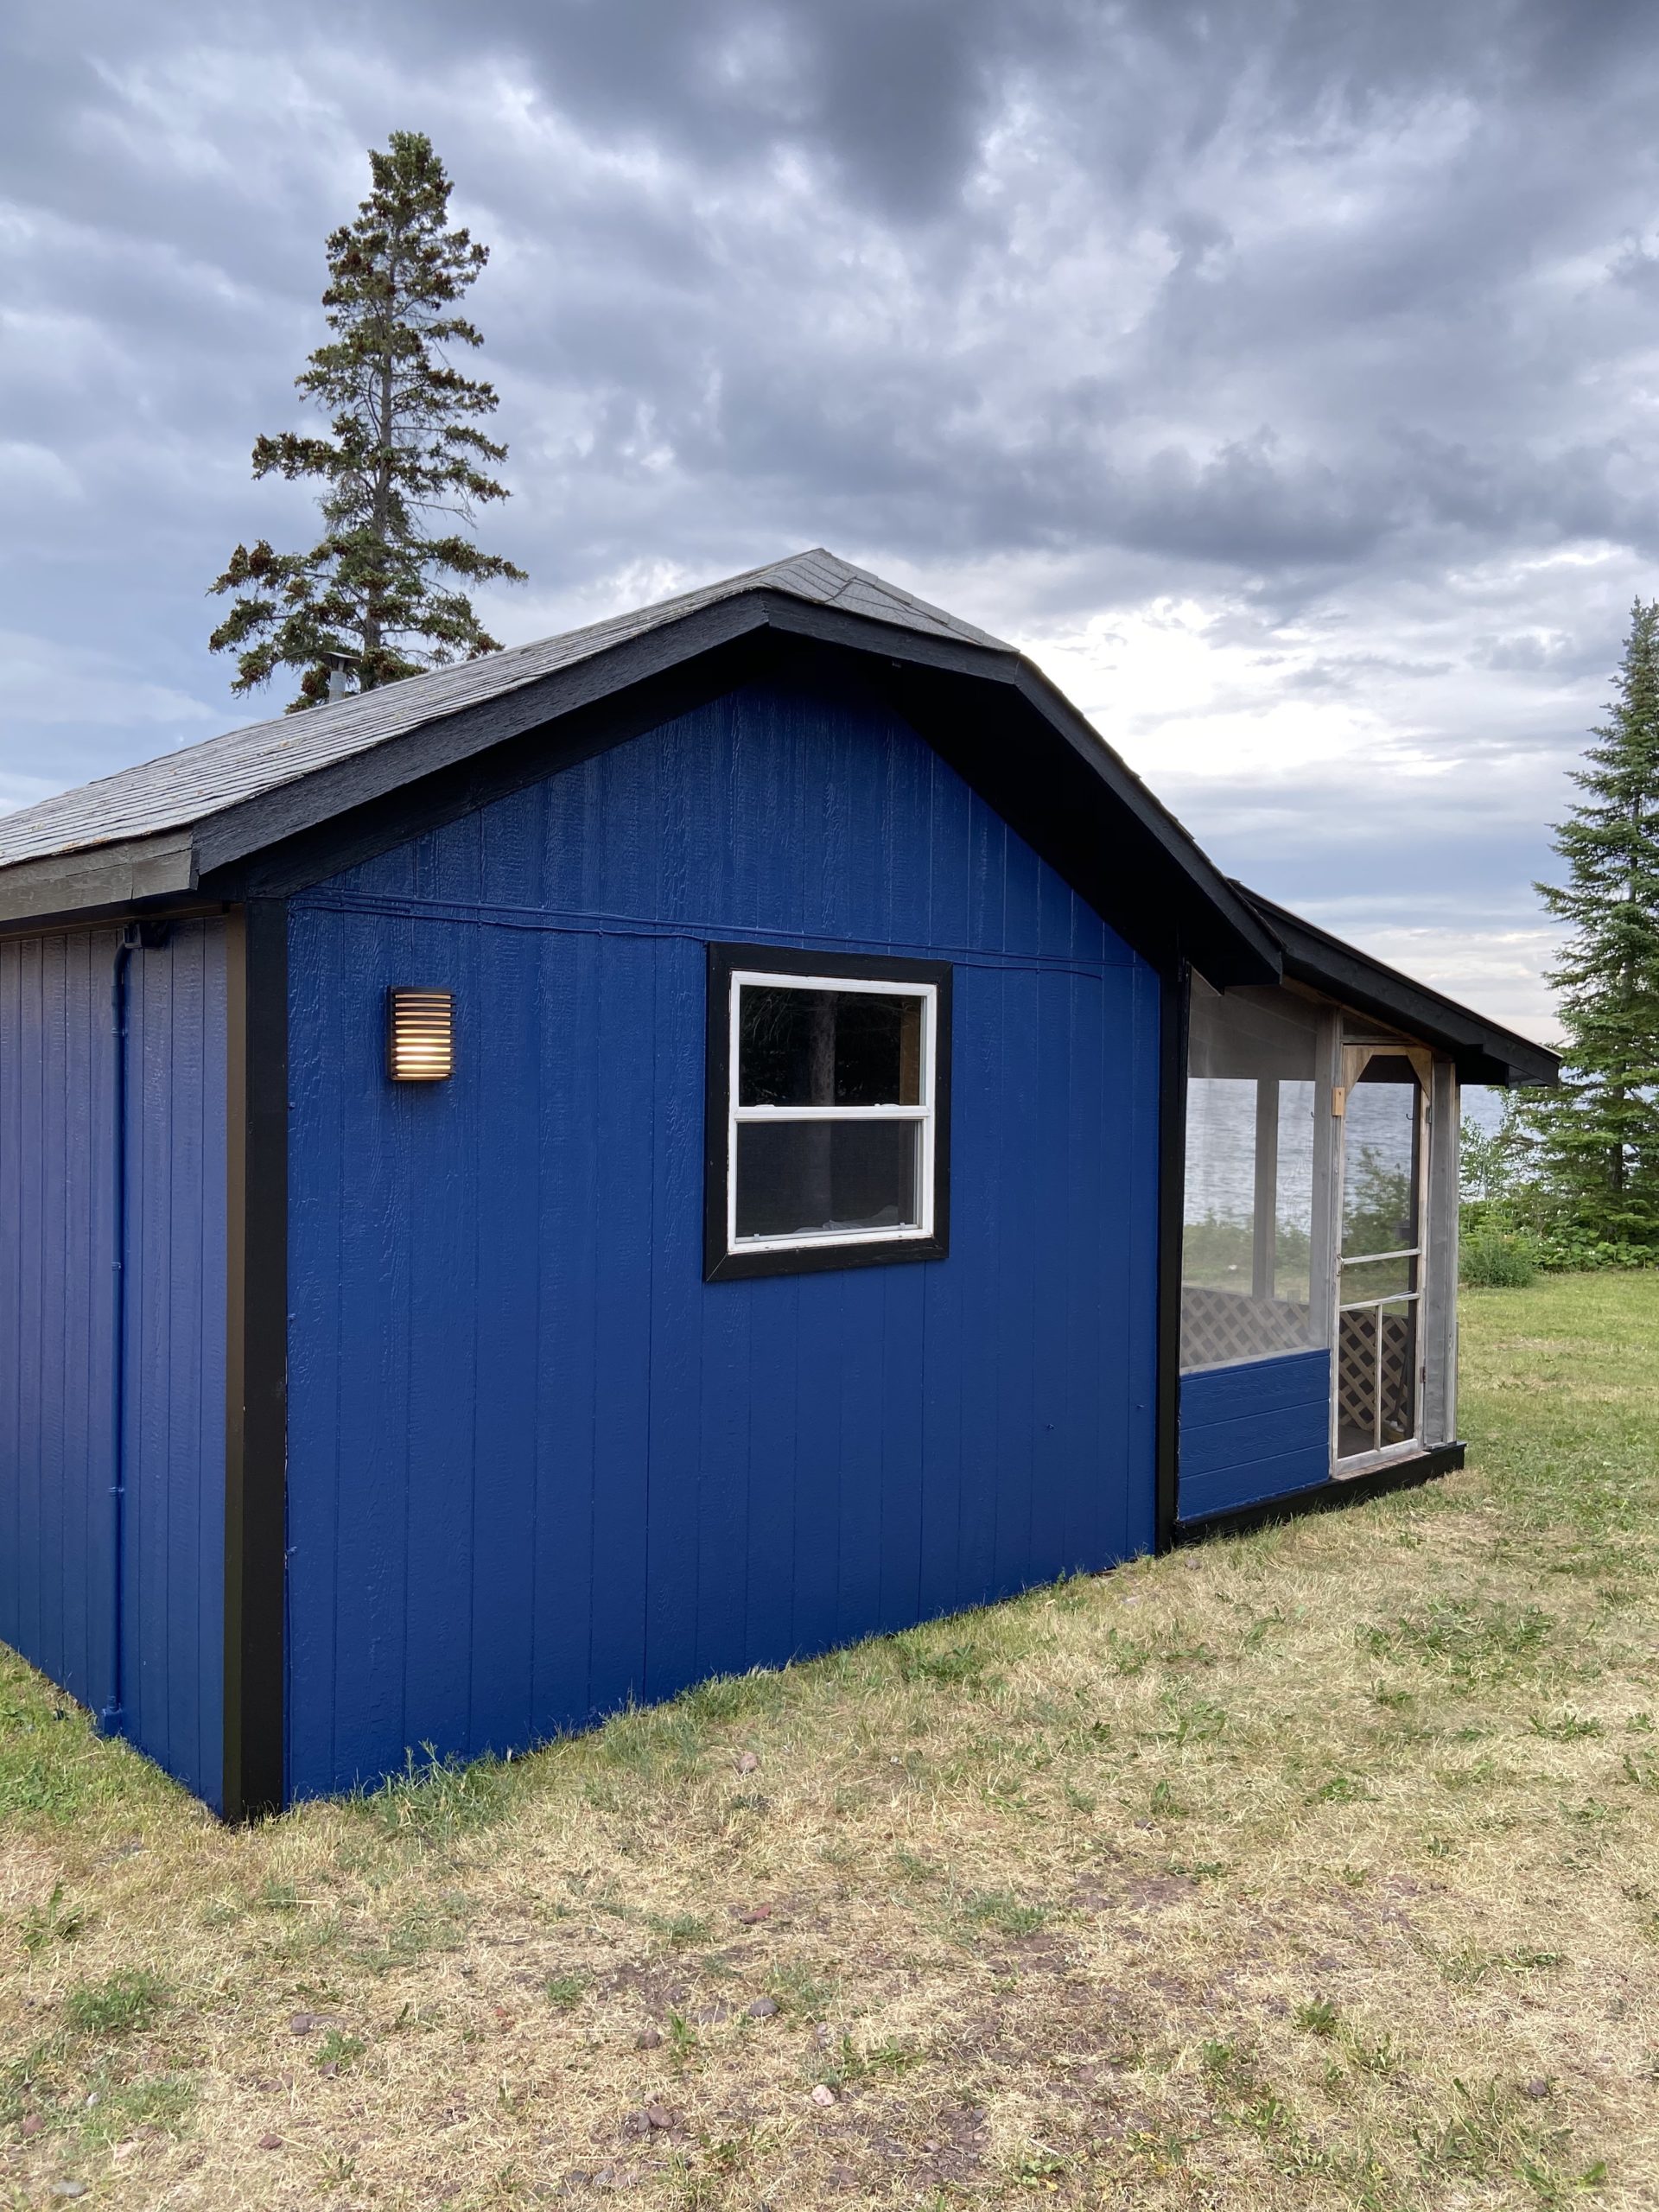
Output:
(207, 129), (524, 709)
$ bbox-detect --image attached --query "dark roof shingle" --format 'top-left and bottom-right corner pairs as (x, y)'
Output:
(0, 550), (1007, 869)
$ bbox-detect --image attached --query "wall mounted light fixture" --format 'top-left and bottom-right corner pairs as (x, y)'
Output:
(387, 988), (454, 1082)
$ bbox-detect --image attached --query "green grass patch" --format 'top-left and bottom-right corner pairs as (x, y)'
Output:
(62, 1969), (169, 2038)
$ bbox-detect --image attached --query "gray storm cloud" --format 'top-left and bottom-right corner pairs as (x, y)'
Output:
(5, 0), (1658, 1039)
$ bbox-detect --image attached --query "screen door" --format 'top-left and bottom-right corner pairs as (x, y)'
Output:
(1335, 1055), (1426, 1462)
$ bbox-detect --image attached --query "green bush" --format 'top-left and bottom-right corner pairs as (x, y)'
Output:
(1530, 1229), (1656, 1274)
(1461, 1192), (1658, 1276)
(1460, 1230), (1539, 1288)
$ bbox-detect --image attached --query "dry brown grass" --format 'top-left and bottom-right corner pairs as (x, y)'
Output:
(3, 1274), (1659, 2210)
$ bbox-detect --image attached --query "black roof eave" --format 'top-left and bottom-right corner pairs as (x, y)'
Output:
(1239, 886), (1560, 1088)
(0, 590), (1281, 984)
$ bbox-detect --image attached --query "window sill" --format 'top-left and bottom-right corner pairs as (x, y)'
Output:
(705, 1229), (950, 1283)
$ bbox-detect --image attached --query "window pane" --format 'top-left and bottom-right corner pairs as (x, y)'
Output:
(1182, 1078), (1257, 1291)
(739, 986), (924, 1108)
(1272, 1078), (1317, 1306)
(1339, 1252), (1417, 1302)
(1181, 983), (1321, 1371)
(1341, 1073), (1420, 1259)
(734, 1119), (919, 1240)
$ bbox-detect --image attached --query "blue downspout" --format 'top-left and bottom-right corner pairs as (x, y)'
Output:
(99, 925), (141, 1737)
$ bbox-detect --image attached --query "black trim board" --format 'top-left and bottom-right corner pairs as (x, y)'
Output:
(1154, 963), (1190, 1554)
(1240, 887), (1559, 1089)
(207, 631), (772, 902)
(1173, 1442), (1466, 1546)
(702, 942), (952, 1282)
(197, 596), (786, 880)
(200, 630), (1276, 992)
(194, 594), (1276, 988)
(767, 607), (1278, 987)
(6, 593), (1280, 991)
(223, 899), (289, 1821)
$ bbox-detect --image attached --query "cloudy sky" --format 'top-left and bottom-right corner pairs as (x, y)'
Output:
(7, 0), (1659, 1043)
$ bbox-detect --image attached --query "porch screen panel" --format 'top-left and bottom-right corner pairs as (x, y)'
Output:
(1182, 983), (1322, 1373)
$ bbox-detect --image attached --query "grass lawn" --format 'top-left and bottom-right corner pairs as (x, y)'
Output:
(3, 1275), (1658, 2210)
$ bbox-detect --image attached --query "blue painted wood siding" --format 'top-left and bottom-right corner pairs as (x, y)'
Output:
(286, 674), (1163, 1798)
(0, 923), (226, 1808)
(1178, 1350), (1332, 1522)
(0, 929), (120, 1713)
(121, 923), (227, 1808)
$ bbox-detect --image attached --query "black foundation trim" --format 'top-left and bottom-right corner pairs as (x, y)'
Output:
(1154, 961), (1190, 1554)
(703, 941), (952, 1282)
(1173, 1441), (1465, 1547)
(223, 899), (289, 1821)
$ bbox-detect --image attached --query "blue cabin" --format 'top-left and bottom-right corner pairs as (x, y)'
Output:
(0, 552), (1557, 1815)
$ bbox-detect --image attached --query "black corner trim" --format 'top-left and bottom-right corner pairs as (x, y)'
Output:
(223, 899), (289, 1821)
(1154, 962), (1190, 1554)
(702, 941), (952, 1283)
(1173, 1441), (1466, 1547)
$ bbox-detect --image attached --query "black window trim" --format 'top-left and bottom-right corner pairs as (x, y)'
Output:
(703, 941), (953, 1282)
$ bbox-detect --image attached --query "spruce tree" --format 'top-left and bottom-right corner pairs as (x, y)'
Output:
(209, 130), (524, 709)
(1529, 598), (1659, 1245)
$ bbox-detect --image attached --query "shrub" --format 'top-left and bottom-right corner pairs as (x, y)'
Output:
(1460, 1230), (1538, 1287)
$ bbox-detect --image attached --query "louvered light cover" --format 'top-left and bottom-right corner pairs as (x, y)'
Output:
(387, 988), (454, 1082)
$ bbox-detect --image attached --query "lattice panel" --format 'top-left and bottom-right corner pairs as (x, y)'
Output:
(1338, 1307), (1416, 1452)
(1182, 1286), (1313, 1370)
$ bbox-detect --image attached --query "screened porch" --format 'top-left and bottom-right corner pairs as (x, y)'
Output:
(1179, 977), (1461, 1492)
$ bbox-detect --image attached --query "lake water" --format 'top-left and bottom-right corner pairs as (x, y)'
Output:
(1184, 1077), (1418, 1231)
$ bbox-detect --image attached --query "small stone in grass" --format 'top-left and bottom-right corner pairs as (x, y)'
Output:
(289, 2012), (317, 2036)
(1522, 2078), (1552, 2100)
(19, 2114), (43, 2137)
(258, 2133), (284, 2152)
(50, 2187), (87, 2201)
(747, 1996), (779, 2019)
(692, 2003), (733, 2026)
(318, 2062), (340, 2079)
(634, 2027), (663, 2050)
(645, 2105), (673, 2131)
(732, 1904), (772, 1924)
(736, 1751), (760, 1773)
(810, 2084), (836, 2107)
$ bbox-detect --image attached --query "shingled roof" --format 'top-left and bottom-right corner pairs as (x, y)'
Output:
(0, 550), (1005, 872)
(0, 546), (1292, 987)
(0, 548), (1561, 1084)
(1238, 887), (1559, 1088)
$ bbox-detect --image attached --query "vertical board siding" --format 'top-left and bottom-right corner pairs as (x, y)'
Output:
(1177, 1349), (1332, 1523)
(286, 674), (1161, 1798)
(0, 923), (226, 1806)
(0, 930), (118, 1711)
(121, 921), (228, 1808)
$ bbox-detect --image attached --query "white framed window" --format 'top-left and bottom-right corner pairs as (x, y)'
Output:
(705, 946), (951, 1281)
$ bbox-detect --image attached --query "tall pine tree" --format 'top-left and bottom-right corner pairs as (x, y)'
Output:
(209, 130), (524, 709)
(1529, 599), (1659, 1245)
